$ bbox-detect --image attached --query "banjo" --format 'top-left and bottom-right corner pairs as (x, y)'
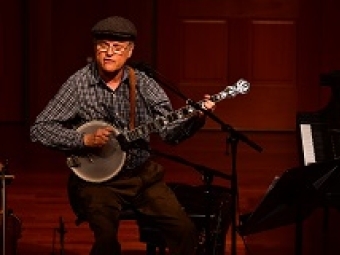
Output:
(66, 79), (250, 183)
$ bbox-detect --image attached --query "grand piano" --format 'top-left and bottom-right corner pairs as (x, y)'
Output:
(238, 70), (340, 240)
(296, 70), (340, 210)
(297, 70), (340, 166)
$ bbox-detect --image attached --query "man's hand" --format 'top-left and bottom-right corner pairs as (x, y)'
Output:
(83, 126), (114, 148)
(202, 94), (216, 112)
(197, 94), (216, 117)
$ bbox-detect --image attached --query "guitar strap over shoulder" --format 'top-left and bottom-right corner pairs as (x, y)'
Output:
(128, 66), (136, 130)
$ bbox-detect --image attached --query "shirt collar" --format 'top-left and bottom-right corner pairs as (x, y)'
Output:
(88, 62), (130, 86)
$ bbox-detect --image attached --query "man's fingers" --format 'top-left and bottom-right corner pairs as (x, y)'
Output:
(96, 127), (113, 137)
(84, 127), (113, 147)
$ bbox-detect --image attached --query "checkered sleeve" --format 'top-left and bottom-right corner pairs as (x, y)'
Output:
(30, 78), (84, 151)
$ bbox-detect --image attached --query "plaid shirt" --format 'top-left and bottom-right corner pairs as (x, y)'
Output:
(30, 62), (205, 169)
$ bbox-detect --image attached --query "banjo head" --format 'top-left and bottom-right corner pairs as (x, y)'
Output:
(68, 120), (126, 183)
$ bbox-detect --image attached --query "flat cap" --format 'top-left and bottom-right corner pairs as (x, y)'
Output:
(91, 16), (137, 41)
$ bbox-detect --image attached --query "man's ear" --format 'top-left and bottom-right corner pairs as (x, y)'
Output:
(127, 43), (135, 58)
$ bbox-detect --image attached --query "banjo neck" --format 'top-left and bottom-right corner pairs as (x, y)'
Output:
(123, 78), (250, 143)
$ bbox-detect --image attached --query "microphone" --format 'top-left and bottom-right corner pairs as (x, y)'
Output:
(129, 61), (155, 77)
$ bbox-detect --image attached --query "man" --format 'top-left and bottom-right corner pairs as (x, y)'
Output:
(30, 16), (216, 255)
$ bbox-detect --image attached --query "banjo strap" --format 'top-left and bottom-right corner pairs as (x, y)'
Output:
(128, 66), (137, 130)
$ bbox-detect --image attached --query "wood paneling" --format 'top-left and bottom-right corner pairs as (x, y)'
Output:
(178, 0), (298, 19)
(251, 21), (296, 82)
(180, 20), (228, 84)
(319, 0), (340, 72)
(0, 8), (3, 88)
(0, 0), (24, 122)
(249, 20), (297, 130)
(158, 0), (299, 131)
(296, 0), (323, 112)
(27, 0), (53, 123)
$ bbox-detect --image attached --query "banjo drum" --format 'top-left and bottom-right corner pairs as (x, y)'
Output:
(67, 120), (127, 183)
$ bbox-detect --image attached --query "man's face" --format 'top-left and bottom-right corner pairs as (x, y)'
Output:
(94, 40), (133, 73)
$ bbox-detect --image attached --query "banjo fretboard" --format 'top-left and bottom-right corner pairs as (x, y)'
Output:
(124, 78), (250, 142)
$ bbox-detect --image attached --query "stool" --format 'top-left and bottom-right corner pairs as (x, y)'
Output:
(75, 207), (167, 255)
(119, 208), (166, 255)
(138, 225), (166, 255)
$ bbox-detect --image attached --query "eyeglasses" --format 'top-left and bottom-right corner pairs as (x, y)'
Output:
(96, 41), (131, 55)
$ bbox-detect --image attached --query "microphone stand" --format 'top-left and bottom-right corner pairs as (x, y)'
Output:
(58, 216), (66, 255)
(150, 149), (232, 181)
(52, 216), (67, 255)
(1, 160), (14, 255)
(192, 102), (263, 255)
(136, 63), (263, 255)
(0, 161), (6, 255)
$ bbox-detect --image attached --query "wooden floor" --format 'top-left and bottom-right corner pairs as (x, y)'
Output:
(2, 130), (340, 255)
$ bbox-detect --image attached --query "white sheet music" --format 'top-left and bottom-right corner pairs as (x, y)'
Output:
(300, 124), (316, 165)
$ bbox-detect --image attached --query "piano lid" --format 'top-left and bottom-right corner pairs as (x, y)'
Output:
(320, 70), (340, 125)
(320, 70), (340, 87)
